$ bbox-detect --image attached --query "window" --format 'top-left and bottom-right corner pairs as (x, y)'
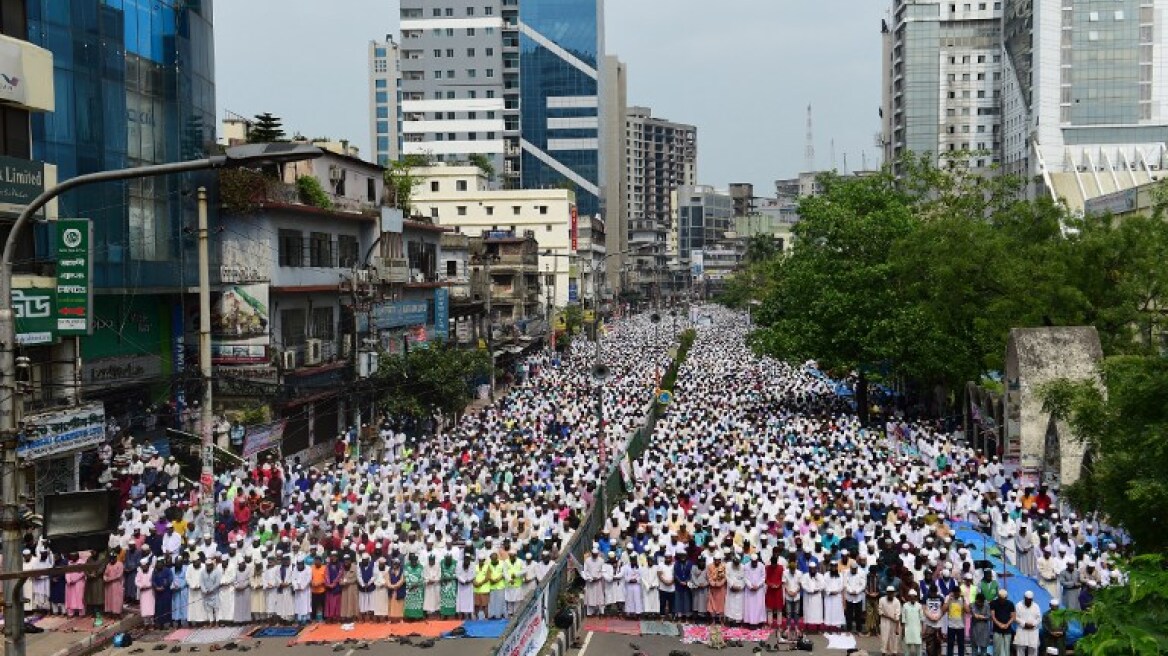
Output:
(376, 106), (388, 119)
(446, 48), (455, 57)
(446, 112), (456, 120)
(445, 7), (453, 16)
(376, 91), (388, 103)
(457, 180), (468, 191)
(447, 91), (455, 99)
(433, 49), (442, 57)
(278, 229), (303, 267)
(446, 28), (454, 36)
(485, 206), (495, 216)
(434, 70), (444, 80)
(485, 6), (494, 15)
(377, 120), (389, 134)
(468, 48), (476, 57)
(467, 27), (476, 36)
(545, 224), (553, 231)
(431, 207), (439, 219)
(512, 206), (521, 215)
(447, 70), (455, 78)
(375, 47), (387, 57)
(431, 181), (440, 192)
(485, 69), (494, 78)
(467, 69), (477, 78)
(311, 307), (335, 341)
(447, 260), (459, 277)
(468, 91), (477, 99)
(486, 90), (495, 99)
(338, 235), (359, 268)
(457, 206), (467, 216)
(280, 309), (307, 348)
(376, 79), (387, 89)
(310, 232), (334, 267)
(432, 7), (441, 16)
(466, 6), (475, 15)
(485, 27), (494, 35)
(468, 112), (477, 120)
(485, 48), (494, 56)
(538, 206), (548, 215)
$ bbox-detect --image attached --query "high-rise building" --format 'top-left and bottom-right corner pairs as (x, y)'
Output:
(881, 0), (1004, 170)
(395, 0), (605, 218)
(1002, 0), (1168, 210)
(624, 106), (697, 300)
(369, 35), (401, 166)
(29, 0), (217, 412)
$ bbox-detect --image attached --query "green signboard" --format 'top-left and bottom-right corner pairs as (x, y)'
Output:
(12, 287), (54, 345)
(55, 219), (92, 335)
(0, 156), (46, 217)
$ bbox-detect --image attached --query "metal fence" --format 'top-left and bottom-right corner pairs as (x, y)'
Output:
(491, 400), (659, 654)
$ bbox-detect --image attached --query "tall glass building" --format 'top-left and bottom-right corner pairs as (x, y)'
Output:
(28, 0), (216, 290)
(518, 0), (603, 218)
(26, 0), (216, 413)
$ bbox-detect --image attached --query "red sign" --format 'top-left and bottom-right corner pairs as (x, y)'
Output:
(570, 205), (578, 252)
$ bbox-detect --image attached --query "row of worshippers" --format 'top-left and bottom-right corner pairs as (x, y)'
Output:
(580, 309), (1125, 640)
(876, 587), (1075, 656)
(19, 541), (560, 625)
(96, 314), (675, 576)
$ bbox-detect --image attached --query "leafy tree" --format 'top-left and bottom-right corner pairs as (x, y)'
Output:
(375, 346), (491, 420)
(1067, 554), (1168, 656)
(1041, 355), (1168, 554)
(469, 153), (495, 180)
(562, 304), (584, 335)
(743, 234), (778, 264)
(247, 112), (287, 143)
(384, 154), (432, 217)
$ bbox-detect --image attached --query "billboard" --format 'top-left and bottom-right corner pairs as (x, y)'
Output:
(55, 219), (92, 335)
(12, 287), (54, 345)
(212, 284), (270, 364)
(433, 288), (450, 341)
(18, 402), (106, 462)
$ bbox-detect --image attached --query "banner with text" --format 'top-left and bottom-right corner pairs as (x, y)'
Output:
(13, 287), (54, 345)
(242, 419), (287, 459)
(55, 219), (92, 335)
(212, 284), (271, 364)
(497, 586), (548, 656)
(18, 402), (106, 462)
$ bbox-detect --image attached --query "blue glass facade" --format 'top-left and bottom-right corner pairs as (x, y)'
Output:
(27, 0), (216, 290)
(519, 0), (601, 218)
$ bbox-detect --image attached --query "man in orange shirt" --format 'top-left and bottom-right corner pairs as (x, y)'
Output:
(310, 555), (328, 622)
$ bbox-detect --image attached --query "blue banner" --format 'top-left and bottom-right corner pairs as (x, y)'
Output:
(568, 281), (578, 303)
(361, 300), (430, 331)
(433, 288), (449, 341)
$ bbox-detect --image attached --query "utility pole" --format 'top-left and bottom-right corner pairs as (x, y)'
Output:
(485, 255), (494, 399)
(197, 187), (214, 536)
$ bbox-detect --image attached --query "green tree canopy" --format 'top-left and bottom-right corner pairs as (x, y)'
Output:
(374, 345), (490, 419)
(247, 112), (287, 143)
(1041, 355), (1168, 554)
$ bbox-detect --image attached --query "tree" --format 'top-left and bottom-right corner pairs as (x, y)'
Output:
(374, 346), (491, 420)
(1041, 355), (1168, 554)
(384, 154), (432, 217)
(562, 304), (584, 335)
(743, 234), (778, 264)
(469, 153), (495, 180)
(1067, 554), (1168, 656)
(247, 112), (286, 143)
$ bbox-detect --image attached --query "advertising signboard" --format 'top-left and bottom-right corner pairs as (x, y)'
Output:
(18, 402), (106, 461)
(12, 287), (54, 344)
(55, 219), (92, 335)
(0, 155), (45, 216)
(433, 288), (449, 341)
(212, 284), (270, 364)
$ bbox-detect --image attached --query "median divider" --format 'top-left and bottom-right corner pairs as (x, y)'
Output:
(491, 331), (695, 656)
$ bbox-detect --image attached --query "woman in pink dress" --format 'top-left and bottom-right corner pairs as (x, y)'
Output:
(64, 553), (87, 617)
(136, 561), (156, 626)
(102, 552), (125, 616)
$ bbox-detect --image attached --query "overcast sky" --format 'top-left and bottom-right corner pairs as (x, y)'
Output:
(215, 1), (887, 193)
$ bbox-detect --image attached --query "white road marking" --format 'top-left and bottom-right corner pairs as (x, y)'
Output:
(577, 630), (595, 656)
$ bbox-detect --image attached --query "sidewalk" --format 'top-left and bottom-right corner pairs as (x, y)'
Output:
(2, 614), (141, 656)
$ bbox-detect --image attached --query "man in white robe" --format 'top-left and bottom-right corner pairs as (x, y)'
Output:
(423, 552), (442, 615)
(802, 563), (826, 630)
(581, 548), (606, 615)
(292, 558), (313, 623)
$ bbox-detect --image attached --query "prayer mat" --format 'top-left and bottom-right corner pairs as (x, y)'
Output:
(295, 620), (463, 644)
(456, 619), (507, 639)
(162, 628), (194, 642)
(681, 624), (775, 645)
(60, 616), (105, 633)
(639, 621), (680, 637)
(31, 616), (71, 630)
(253, 626), (303, 638)
(165, 626), (249, 643)
(582, 618), (642, 635)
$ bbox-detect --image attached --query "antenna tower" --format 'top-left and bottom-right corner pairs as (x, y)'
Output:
(804, 104), (815, 172)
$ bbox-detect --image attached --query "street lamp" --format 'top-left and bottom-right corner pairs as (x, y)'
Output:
(0, 143), (322, 656)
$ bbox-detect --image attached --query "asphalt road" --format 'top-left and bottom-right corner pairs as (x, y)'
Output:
(569, 630), (883, 656)
(81, 631), (498, 656)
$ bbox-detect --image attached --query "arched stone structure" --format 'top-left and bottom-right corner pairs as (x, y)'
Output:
(1004, 327), (1102, 489)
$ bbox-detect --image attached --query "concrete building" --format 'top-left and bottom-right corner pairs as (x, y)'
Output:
(881, 0), (1004, 170)
(1002, 0), (1168, 211)
(729, 183), (756, 217)
(624, 106), (697, 301)
(677, 185), (728, 289)
(369, 35), (401, 166)
(395, 0), (606, 220)
(469, 232), (542, 324)
(410, 164), (598, 309)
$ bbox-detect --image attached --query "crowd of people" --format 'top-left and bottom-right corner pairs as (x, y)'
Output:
(16, 314), (674, 627)
(577, 310), (1124, 656)
(15, 307), (1127, 656)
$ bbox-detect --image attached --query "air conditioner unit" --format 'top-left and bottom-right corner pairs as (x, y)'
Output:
(329, 165), (343, 183)
(281, 350), (297, 371)
(354, 269), (372, 285)
(305, 339), (323, 366)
